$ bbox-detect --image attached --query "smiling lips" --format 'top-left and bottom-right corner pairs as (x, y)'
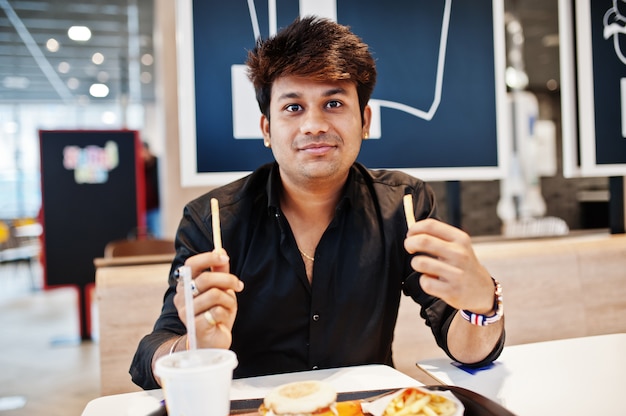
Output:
(300, 142), (336, 155)
(297, 136), (340, 155)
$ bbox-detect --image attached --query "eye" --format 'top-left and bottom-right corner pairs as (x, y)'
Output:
(285, 104), (302, 112)
(326, 100), (342, 109)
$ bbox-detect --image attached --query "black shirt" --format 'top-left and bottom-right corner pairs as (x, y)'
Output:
(130, 162), (504, 389)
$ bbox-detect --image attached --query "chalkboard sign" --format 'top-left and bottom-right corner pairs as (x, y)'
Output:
(39, 130), (144, 287)
(176, 0), (507, 186)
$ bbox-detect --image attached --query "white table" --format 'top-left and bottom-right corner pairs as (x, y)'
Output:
(418, 333), (626, 416)
(81, 364), (423, 416)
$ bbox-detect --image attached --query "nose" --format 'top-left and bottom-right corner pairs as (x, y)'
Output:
(299, 107), (329, 136)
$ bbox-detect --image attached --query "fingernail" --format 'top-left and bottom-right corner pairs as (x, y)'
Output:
(237, 280), (244, 291)
(219, 254), (229, 263)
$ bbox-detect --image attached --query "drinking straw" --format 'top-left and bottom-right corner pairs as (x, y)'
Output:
(211, 198), (222, 250)
(179, 265), (197, 350)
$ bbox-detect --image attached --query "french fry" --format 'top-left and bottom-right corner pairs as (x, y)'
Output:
(211, 198), (222, 250)
(422, 405), (437, 416)
(399, 395), (429, 416)
(403, 194), (416, 228)
(382, 387), (457, 416)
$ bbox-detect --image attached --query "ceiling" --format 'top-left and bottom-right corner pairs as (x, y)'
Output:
(0, 1), (559, 105)
(0, 0), (155, 104)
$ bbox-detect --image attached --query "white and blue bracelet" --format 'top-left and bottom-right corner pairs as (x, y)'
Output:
(460, 278), (503, 326)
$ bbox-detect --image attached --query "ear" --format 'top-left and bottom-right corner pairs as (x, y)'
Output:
(362, 105), (372, 139)
(260, 114), (271, 148)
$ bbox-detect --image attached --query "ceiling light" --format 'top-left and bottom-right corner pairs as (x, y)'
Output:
(46, 38), (60, 52)
(58, 61), (70, 74)
(3, 76), (29, 89)
(141, 53), (154, 66)
(102, 111), (117, 125)
(92, 52), (104, 65)
(89, 83), (109, 98)
(97, 71), (109, 82)
(140, 72), (152, 83)
(68, 26), (92, 42)
(67, 77), (79, 90)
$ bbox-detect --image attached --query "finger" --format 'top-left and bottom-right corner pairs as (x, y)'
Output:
(200, 304), (233, 328)
(193, 270), (244, 294)
(184, 250), (230, 277)
(405, 231), (470, 268)
(418, 273), (463, 308)
(410, 255), (461, 282)
(404, 232), (447, 255)
(194, 286), (238, 316)
(195, 310), (233, 349)
(408, 218), (469, 245)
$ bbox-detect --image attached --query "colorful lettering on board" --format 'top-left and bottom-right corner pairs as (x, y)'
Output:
(62, 140), (119, 184)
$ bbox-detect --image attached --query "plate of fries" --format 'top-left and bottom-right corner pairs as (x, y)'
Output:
(362, 387), (463, 416)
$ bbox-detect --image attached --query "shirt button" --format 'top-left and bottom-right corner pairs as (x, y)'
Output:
(312, 314), (320, 321)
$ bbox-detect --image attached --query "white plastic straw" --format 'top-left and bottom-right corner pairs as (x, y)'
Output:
(179, 265), (197, 350)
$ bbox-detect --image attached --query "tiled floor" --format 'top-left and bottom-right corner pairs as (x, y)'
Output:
(0, 263), (100, 416)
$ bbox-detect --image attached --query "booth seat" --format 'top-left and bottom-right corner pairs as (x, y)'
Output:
(96, 233), (626, 394)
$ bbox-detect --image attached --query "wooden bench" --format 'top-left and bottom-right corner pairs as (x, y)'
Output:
(96, 233), (626, 393)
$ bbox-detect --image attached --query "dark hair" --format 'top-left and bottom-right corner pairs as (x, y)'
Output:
(246, 16), (377, 121)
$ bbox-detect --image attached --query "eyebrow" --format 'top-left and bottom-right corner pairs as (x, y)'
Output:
(277, 87), (348, 101)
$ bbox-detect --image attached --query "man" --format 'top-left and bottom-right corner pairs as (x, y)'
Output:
(130, 16), (504, 389)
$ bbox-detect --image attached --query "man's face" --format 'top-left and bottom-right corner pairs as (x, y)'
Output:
(260, 76), (371, 188)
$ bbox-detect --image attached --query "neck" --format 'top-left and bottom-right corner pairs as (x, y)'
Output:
(280, 176), (345, 222)
(279, 173), (346, 267)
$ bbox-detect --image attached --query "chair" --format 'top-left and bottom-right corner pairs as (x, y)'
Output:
(96, 238), (176, 394)
(103, 238), (175, 258)
(95, 261), (171, 394)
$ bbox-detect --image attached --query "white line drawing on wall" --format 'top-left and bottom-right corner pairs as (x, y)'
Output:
(602, 0), (626, 137)
(233, 0), (452, 139)
(603, 0), (626, 64)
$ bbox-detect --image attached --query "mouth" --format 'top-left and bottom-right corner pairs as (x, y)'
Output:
(299, 144), (336, 157)
(297, 136), (340, 155)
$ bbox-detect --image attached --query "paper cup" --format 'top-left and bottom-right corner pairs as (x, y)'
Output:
(155, 349), (238, 416)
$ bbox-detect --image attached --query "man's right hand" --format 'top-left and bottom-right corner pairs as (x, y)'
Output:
(173, 249), (244, 349)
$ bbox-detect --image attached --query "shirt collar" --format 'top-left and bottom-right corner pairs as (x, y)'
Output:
(264, 162), (360, 215)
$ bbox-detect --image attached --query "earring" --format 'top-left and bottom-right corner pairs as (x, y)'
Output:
(363, 132), (369, 139)
(264, 141), (271, 148)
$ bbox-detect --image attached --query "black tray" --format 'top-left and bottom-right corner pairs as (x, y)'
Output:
(229, 385), (516, 415)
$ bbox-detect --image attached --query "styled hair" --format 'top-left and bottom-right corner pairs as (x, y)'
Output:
(246, 16), (377, 121)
